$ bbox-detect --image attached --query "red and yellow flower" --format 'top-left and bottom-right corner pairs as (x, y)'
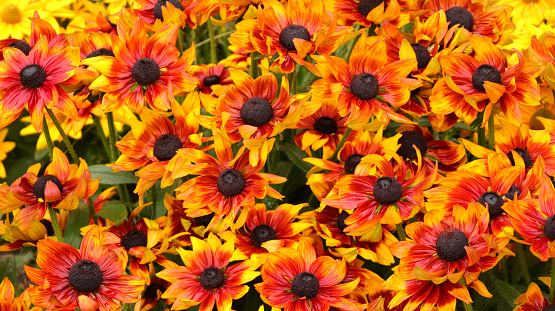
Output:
(515, 282), (554, 311)
(329, 0), (411, 28)
(0, 277), (40, 311)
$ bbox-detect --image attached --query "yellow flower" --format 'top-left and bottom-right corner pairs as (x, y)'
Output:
(0, 129), (15, 179)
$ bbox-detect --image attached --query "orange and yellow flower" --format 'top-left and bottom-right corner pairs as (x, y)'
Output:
(515, 282), (554, 311)
(0, 277), (40, 311)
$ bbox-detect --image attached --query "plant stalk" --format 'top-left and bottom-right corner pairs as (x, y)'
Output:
(516, 242), (531, 285)
(550, 257), (555, 302)
(396, 223), (407, 241)
(42, 114), (54, 161)
(458, 277), (474, 311)
(331, 128), (352, 162)
(46, 107), (79, 164)
(93, 115), (111, 160)
(488, 112), (495, 150)
(48, 205), (64, 243)
(207, 20), (218, 64)
(250, 51), (260, 79)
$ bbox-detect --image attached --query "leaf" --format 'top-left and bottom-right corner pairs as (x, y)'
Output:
(281, 143), (312, 172)
(88, 165), (139, 185)
(469, 111), (485, 129)
(0, 257), (17, 285)
(96, 201), (128, 225)
(489, 275), (521, 307)
(65, 203), (91, 249)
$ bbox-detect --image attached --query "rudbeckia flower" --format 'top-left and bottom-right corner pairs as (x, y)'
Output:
(430, 35), (540, 126)
(135, 277), (171, 311)
(85, 20), (197, 113)
(189, 61), (233, 95)
(134, 0), (198, 29)
(157, 234), (260, 311)
(24, 227), (145, 311)
(0, 209), (65, 251)
(0, 277), (40, 311)
(515, 282), (554, 310)
(330, 0), (411, 28)
(255, 239), (365, 311)
(0, 129), (14, 179)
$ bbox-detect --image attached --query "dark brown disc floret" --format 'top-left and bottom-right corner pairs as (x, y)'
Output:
(200, 267), (225, 290)
(472, 64), (502, 92)
(240, 97), (273, 127)
(217, 169), (246, 197)
(357, 0), (385, 16)
(68, 259), (103, 293)
(504, 185), (521, 200)
(33, 175), (63, 199)
(153, 134), (183, 162)
(279, 25), (311, 52)
(337, 211), (349, 234)
(20, 64), (46, 89)
(86, 48), (115, 59)
(411, 43), (431, 69)
(344, 154), (363, 175)
(132, 58), (160, 85)
(153, 0), (184, 20)
(143, 282), (167, 299)
(350, 73), (379, 101)
(435, 228), (468, 262)
(203, 75), (222, 87)
(478, 191), (504, 218)
(193, 213), (215, 227)
(397, 131), (428, 160)
(313, 117), (338, 135)
(544, 215), (555, 241)
(121, 230), (148, 251)
(251, 224), (277, 247)
(445, 6), (474, 31)
(373, 176), (403, 205)
(543, 304), (555, 311)
(8, 40), (31, 55)
(39, 219), (55, 236)
(291, 272), (320, 299)
(507, 148), (532, 167)
(530, 108), (555, 130)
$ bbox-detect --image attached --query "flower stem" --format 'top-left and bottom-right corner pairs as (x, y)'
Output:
(93, 115), (111, 160)
(331, 128), (352, 161)
(344, 24), (360, 60)
(488, 112), (495, 150)
(45, 107), (79, 164)
(477, 125), (486, 148)
(176, 29), (183, 54)
(42, 114), (54, 161)
(288, 66), (298, 95)
(207, 20), (218, 64)
(396, 223), (407, 241)
(150, 187), (157, 219)
(88, 197), (98, 225)
(106, 112), (119, 163)
(550, 257), (555, 302)
(250, 51), (259, 79)
(516, 242), (531, 285)
(458, 277), (474, 311)
(48, 204), (64, 243)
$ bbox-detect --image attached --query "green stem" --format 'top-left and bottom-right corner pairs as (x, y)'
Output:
(46, 107), (79, 164)
(195, 31), (235, 48)
(331, 128), (352, 161)
(550, 257), (555, 302)
(88, 197), (98, 225)
(488, 112), (495, 150)
(395, 223), (407, 241)
(150, 187), (157, 219)
(458, 277), (474, 311)
(106, 112), (119, 163)
(207, 20), (218, 64)
(288, 66), (298, 95)
(477, 125), (486, 148)
(48, 205), (64, 243)
(516, 243), (531, 285)
(344, 24), (361, 60)
(42, 114), (54, 161)
(176, 29), (183, 54)
(191, 29), (198, 65)
(367, 23), (376, 36)
(250, 51), (259, 79)
(93, 115), (110, 160)
(501, 257), (509, 282)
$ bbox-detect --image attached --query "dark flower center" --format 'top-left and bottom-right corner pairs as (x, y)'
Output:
(132, 58), (160, 85)
(545, 215), (555, 241)
(68, 259), (103, 293)
(445, 6), (474, 31)
(8, 40), (31, 55)
(251, 224), (277, 247)
(478, 191), (504, 218)
(240, 97), (273, 127)
(358, 0), (385, 16)
(543, 304), (555, 311)
(344, 154), (363, 175)
(313, 117), (338, 135)
(291, 272), (320, 299)
(203, 75), (222, 87)
(20, 64), (46, 89)
(373, 176), (403, 205)
(153, 134), (183, 162)
(507, 148), (532, 167)
(200, 267), (225, 290)
(217, 169), (246, 197)
(411, 43), (431, 69)
(33, 175), (63, 199)
(436, 228), (468, 262)
(144, 282), (167, 299)
(86, 48), (115, 59)
(87, 94), (98, 104)
(39, 219), (55, 236)
(530, 107), (555, 130)
(193, 213), (215, 227)
(337, 211), (349, 234)
(279, 25), (311, 52)
(472, 64), (502, 92)
(153, 0), (184, 20)
(121, 229), (148, 251)
(397, 131), (428, 160)
(504, 185), (521, 200)
(350, 73), (379, 101)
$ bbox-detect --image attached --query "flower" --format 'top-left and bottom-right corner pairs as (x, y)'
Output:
(24, 227), (145, 311)
(255, 239), (365, 311)
(0, 129), (15, 179)
(157, 234), (260, 311)
(514, 282), (554, 311)
(0, 277), (40, 311)
(329, 0), (411, 28)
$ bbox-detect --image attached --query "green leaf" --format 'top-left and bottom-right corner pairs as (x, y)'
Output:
(490, 275), (521, 307)
(0, 257), (17, 285)
(281, 143), (312, 172)
(89, 165), (139, 185)
(469, 111), (485, 129)
(96, 201), (128, 225)
(65, 203), (91, 249)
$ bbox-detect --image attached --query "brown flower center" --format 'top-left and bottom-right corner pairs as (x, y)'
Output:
(33, 175), (63, 199)
(337, 211), (349, 234)
(240, 97), (273, 127)
(144, 282), (167, 299)
(200, 267), (225, 290)
(357, 0), (385, 16)
(542, 304), (555, 311)
(445, 6), (474, 31)
(121, 230), (148, 251)
(279, 25), (311, 52)
(8, 41), (30, 55)
(251, 224), (277, 247)
(504, 185), (521, 200)
(153, 134), (183, 162)
(507, 148), (532, 167)
(373, 176), (403, 205)
(530, 108), (555, 130)
(291, 272), (320, 299)
(68, 260), (103, 293)
(203, 75), (222, 87)
(193, 213), (215, 227)
(20, 65), (46, 89)
(217, 169), (246, 197)
(436, 228), (468, 262)
(478, 191), (504, 218)
(350, 73), (379, 101)
(132, 58), (160, 85)
(344, 154), (363, 175)
(39, 219), (55, 236)
(472, 64), (502, 92)
(545, 215), (555, 241)
(397, 131), (428, 160)
(153, 0), (184, 21)
(313, 117), (338, 135)
(86, 48), (115, 59)
(411, 43), (431, 69)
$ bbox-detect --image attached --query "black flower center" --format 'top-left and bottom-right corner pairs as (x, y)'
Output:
(240, 97), (273, 127)
(504, 185), (521, 200)
(217, 169), (246, 197)
(397, 131), (428, 160)
(251, 224), (277, 247)
(68, 260), (103, 293)
(478, 191), (504, 218)
(20, 64), (46, 89)
(445, 6), (474, 31)
(203, 75), (222, 87)
(8, 40), (31, 55)
(153, 0), (184, 20)
(33, 175), (63, 199)
(436, 228), (468, 262)
(543, 304), (555, 311)
(344, 154), (363, 175)
(144, 282), (167, 299)
(291, 272), (320, 299)
(86, 48), (115, 59)
(507, 148), (532, 167)
(530, 107), (555, 130)
(472, 64), (502, 92)
(121, 230), (148, 251)
(132, 58), (160, 85)
(279, 25), (311, 52)
(411, 43), (431, 69)
(373, 176), (403, 205)
(313, 117), (338, 135)
(153, 134), (183, 162)
(350, 73), (379, 101)
(357, 0), (385, 16)
(545, 215), (555, 241)
(200, 267), (225, 290)
(337, 211), (349, 234)
(39, 219), (55, 236)
(193, 213), (215, 227)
